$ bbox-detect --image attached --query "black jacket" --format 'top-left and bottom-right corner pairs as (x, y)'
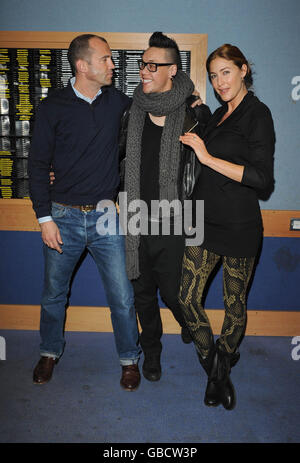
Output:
(118, 95), (211, 200)
(195, 91), (275, 257)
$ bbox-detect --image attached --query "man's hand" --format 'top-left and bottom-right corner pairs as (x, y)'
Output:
(191, 89), (203, 107)
(40, 221), (63, 253)
(50, 171), (55, 185)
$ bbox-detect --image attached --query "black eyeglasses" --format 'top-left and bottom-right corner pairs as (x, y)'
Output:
(138, 60), (174, 72)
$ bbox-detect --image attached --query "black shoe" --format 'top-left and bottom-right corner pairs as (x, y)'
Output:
(181, 326), (193, 344)
(142, 354), (161, 381)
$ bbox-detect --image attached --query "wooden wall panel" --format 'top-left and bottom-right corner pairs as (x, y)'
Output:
(0, 199), (40, 231)
(0, 199), (299, 237)
(0, 304), (299, 336)
(261, 210), (300, 237)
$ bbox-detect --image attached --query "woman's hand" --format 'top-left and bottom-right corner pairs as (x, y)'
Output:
(179, 133), (212, 165)
(179, 132), (244, 182)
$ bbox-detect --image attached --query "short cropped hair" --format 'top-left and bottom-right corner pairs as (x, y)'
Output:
(67, 34), (108, 75)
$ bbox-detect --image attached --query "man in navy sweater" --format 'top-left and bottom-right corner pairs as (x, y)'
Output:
(29, 34), (141, 390)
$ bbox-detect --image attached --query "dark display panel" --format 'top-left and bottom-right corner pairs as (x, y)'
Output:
(0, 47), (191, 199)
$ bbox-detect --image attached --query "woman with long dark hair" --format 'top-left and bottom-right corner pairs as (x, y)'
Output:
(179, 44), (275, 410)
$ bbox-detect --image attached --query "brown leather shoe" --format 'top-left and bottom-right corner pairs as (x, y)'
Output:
(33, 356), (58, 385)
(120, 364), (140, 391)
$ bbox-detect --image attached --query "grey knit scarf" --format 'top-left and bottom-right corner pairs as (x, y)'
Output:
(122, 70), (194, 280)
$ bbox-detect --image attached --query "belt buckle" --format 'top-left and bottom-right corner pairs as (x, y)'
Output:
(79, 205), (95, 212)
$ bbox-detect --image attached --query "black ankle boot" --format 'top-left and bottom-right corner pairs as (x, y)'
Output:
(215, 342), (236, 411)
(230, 349), (240, 368)
(197, 346), (221, 407)
(142, 353), (161, 381)
(181, 326), (193, 344)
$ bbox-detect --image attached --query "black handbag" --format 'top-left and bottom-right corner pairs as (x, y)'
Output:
(179, 98), (210, 200)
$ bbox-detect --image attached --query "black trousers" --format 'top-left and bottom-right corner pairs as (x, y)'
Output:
(132, 234), (186, 356)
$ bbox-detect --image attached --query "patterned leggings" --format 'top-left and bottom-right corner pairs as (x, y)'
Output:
(178, 247), (255, 357)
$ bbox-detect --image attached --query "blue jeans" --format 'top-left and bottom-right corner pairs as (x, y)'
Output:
(39, 202), (140, 366)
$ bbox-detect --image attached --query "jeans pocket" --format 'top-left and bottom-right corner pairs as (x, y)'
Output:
(51, 202), (67, 218)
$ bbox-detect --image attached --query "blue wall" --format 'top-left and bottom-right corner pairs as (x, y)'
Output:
(0, 231), (299, 310)
(1, 0), (299, 311)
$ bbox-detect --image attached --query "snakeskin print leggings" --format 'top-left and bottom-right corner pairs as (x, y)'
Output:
(178, 246), (255, 357)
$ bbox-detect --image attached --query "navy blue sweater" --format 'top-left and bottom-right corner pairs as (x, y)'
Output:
(29, 82), (130, 218)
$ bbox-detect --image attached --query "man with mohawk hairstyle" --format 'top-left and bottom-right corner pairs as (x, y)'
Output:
(121, 32), (211, 382)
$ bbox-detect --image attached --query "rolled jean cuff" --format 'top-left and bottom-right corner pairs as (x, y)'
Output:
(40, 351), (59, 360)
(120, 358), (139, 366)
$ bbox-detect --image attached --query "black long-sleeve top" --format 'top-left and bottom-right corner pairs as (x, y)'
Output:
(193, 91), (275, 257)
(29, 82), (130, 219)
